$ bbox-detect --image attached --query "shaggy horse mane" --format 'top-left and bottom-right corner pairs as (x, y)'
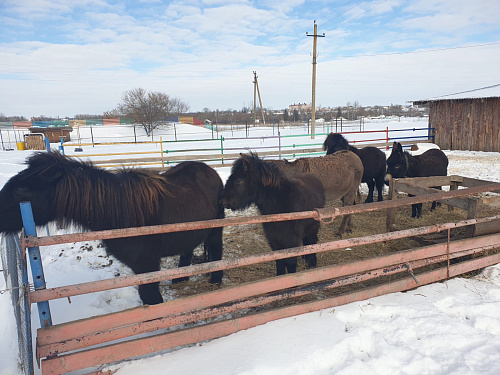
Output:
(322, 132), (350, 152)
(25, 151), (172, 230)
(235, 152), (284, 188)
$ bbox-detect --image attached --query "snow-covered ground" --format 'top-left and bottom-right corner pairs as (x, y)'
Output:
(1, 119), (499, 375)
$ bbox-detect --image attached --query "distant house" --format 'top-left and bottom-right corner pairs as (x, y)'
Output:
(289, 103), (311, 112)
(413, 86), (500, 152)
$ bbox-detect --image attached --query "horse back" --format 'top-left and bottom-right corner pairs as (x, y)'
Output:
(357, 147), (387, 177)
(413, 149), (448, 177)
(160, 161), (223, 223)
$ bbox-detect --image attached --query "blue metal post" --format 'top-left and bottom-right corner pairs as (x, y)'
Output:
(45, 136), (50, 151)
(58, 136), (64, 154)
(19, 202), (53, 328)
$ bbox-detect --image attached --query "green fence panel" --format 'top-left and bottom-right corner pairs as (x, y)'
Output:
(51, 120), (69, 127)
(85, 119), (103, 126)
(120, 118), (135, 125)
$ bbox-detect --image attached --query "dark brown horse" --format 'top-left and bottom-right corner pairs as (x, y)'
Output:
(269, 150), (363, 237)
(323, 132), (386, 203)
(386, 142), (449, 218)
(220, 152), (325, 275)
(0, 151), (225, 305)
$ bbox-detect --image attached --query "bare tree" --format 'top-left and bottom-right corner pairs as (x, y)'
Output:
(117, 88), (189, 136)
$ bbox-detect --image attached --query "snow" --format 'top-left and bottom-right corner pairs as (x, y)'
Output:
(1, 119), (499, 375)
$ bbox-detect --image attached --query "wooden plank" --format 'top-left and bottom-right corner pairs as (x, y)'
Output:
(449, 181), (459, 211)
(481, 196), (500, 208)
(386, 178), (397, 231)
(474, 218), (500, 236)
(396, 175), (463, 187)
(462, 177), (500, 193)
(394, 181), (470, 211)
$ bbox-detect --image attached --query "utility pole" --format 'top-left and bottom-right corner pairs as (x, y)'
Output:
(307, 20), (325, 139)
(253, 71), (257, 127)
(253, 71), (266, 126)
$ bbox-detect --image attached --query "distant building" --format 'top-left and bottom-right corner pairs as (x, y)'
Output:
(289, 103), (311, 112)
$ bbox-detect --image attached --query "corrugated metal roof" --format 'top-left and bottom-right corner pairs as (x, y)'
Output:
(413, 84), (500, 104)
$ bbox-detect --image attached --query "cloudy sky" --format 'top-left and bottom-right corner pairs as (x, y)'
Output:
(1, 0), (499, 118)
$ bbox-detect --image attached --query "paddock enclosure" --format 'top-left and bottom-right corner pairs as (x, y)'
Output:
(55, 120), (433, 169)
(2, 173), (500, 374)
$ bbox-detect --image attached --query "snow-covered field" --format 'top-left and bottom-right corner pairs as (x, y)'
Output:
(1, 119), (500, 375)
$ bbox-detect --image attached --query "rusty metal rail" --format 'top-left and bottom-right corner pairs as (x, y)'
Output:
(40, 250), (500, 374)
(29, 214), (500, 304)
(36, 232), (500, 358)
(23, 182), (500, 248)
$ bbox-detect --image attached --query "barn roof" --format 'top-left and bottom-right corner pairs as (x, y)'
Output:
(413, 84), (500, 105)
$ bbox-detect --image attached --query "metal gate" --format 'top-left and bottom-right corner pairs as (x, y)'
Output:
(1, 233), (34, 375)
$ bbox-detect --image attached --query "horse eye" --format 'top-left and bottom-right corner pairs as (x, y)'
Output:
(235, 178), (244, 185)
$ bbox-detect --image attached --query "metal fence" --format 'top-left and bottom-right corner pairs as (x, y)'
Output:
(60, 126), (435, 169)
(1, 233), (33, 375)
(0, 128), (29, 150)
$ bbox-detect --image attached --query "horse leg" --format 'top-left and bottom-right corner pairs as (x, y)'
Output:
(302, 225), (319, 268)
(171, 251), (193, 284)
(336, 189), (357, 237)
(375, 176), (385, 202)
(129, 257), (163, 305)
(204, 225), (224, 284)
(105, 239), (163, 305)
(430, 187), (442, 211)
(271, 246), (297, 275)
(274, 251), (297, 275)
(304, 241), (318, 268)
(364, 180), (375, 203)
(412, 203), (423, 218)
(274, 259), (288, 275)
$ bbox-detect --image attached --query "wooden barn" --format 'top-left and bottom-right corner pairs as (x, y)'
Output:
(414, 91), (500, 152)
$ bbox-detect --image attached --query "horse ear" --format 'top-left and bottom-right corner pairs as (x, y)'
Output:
(240, 154), (251, 172)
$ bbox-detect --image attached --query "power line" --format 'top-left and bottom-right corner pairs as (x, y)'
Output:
(261, 0), (390, 74)
(334, 42), (500, 58)
(427, 83), (500, 100)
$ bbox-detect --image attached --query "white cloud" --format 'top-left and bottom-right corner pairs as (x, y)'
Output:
(1, 0), (499, 117)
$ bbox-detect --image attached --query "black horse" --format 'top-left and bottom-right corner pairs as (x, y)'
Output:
(323, 133), (386, 203)
(0, 151), (225, 305)
(220, 152), (325, 275)
(386, 142), (449, 218)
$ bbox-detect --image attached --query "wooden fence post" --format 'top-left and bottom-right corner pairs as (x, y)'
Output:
(386, 178), (397, 231)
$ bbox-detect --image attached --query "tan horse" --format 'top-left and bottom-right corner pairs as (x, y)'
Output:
(270, 150), (363, 237)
